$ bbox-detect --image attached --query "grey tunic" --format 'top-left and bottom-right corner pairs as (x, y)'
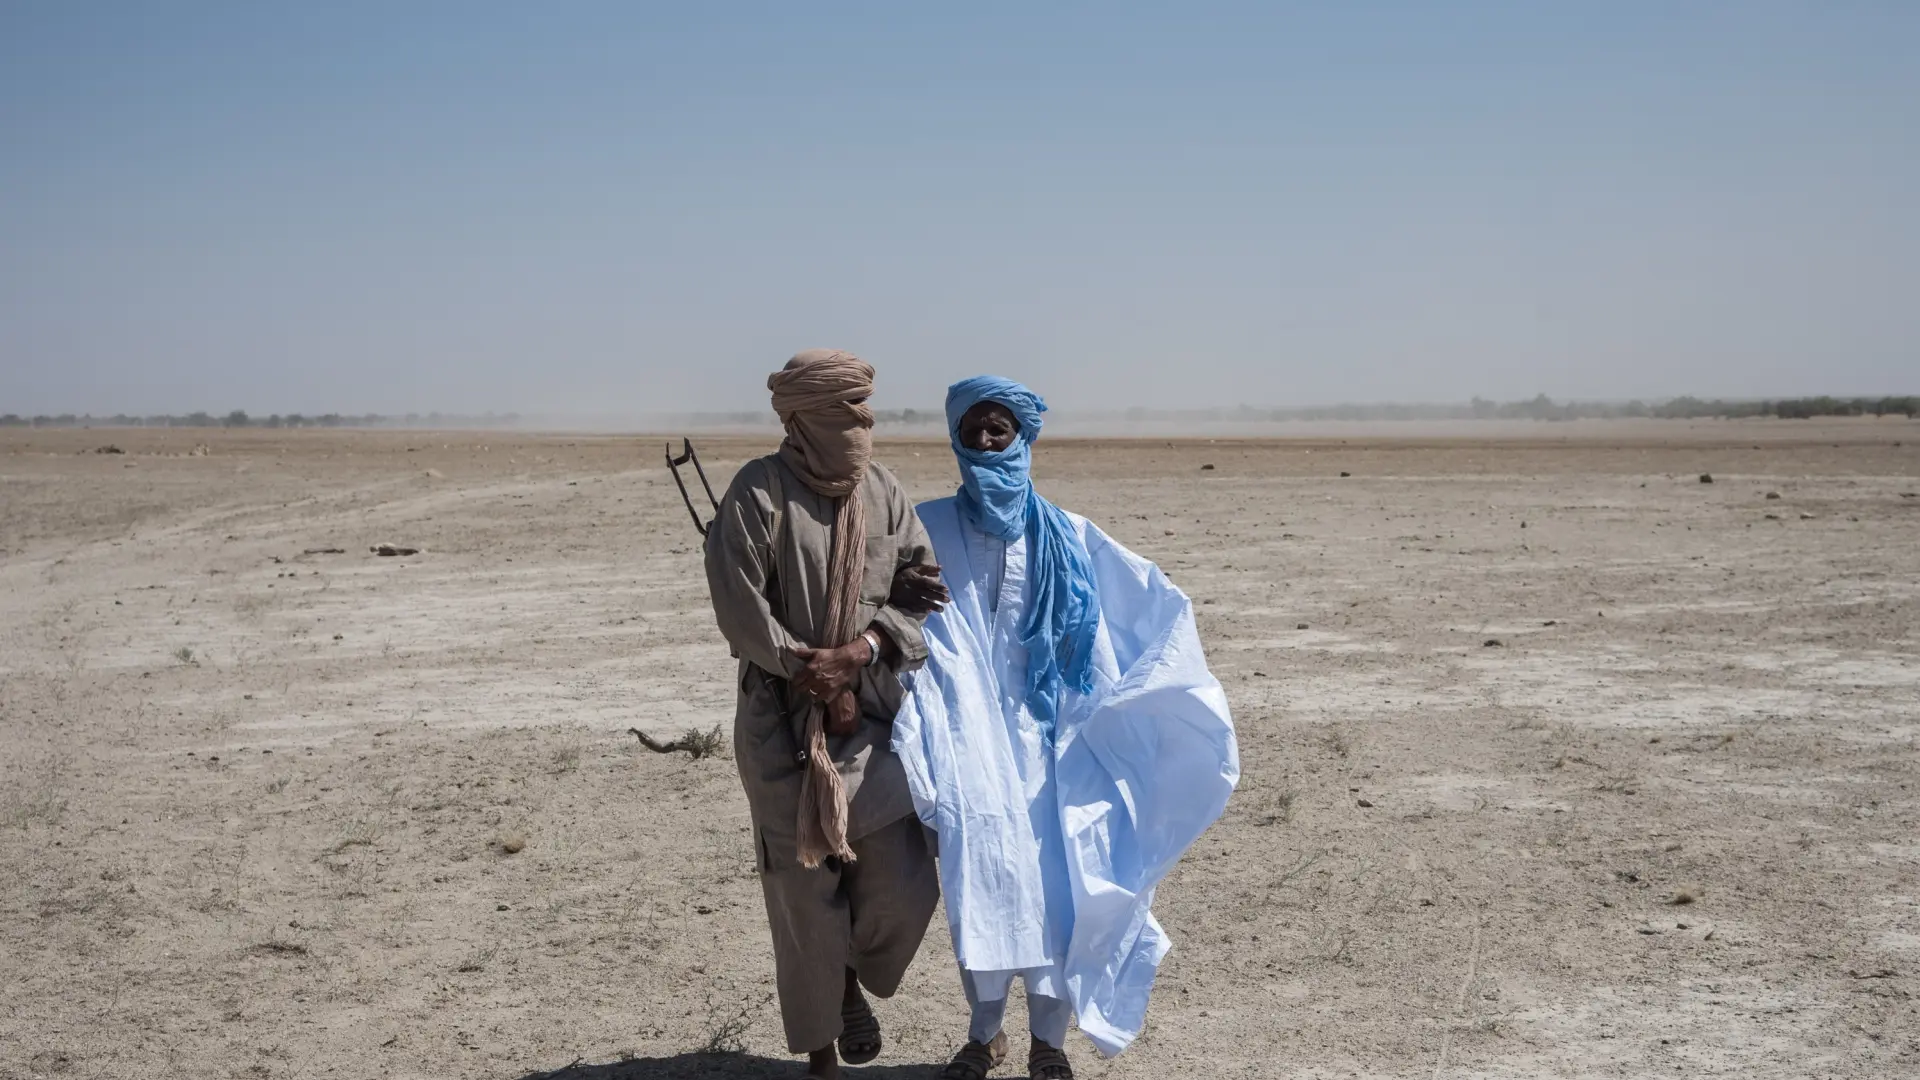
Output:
(705, 453), (942, 1052)
(703, 454), (936, 871)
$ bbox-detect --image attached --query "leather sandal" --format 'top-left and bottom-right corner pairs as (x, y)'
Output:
(837, 993), (882, 1066)
(938, 1031), (1008, 1080)
(1027, 1041), (1073, 1080)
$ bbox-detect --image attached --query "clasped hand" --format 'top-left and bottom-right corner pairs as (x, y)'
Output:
(789, 563), (948, 708)
(789, 640), (867, 703)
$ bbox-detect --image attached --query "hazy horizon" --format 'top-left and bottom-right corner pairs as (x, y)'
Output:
(6, 392), (1920, 422)
(9, 392), (1917, 437)
(5, 4), (1916, 416)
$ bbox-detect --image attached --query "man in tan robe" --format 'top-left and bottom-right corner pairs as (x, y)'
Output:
(703, 349), (950, 1079)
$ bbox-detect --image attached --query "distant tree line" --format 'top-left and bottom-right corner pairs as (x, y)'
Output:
(1116, 395), (1920, 424)
(1633, 395), (1919, 420)
(1466, 395), (1920, 421)
(0, 411), (523, 429)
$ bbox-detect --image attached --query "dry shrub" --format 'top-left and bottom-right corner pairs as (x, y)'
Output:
(1253, 785), (1297, 827)
(698, 988), (774, 1055)
(682, 725), (728, 759)
(456, 946), (496, 973)
(1, 751), (72, 828)
(1319, 726), (1352, 758)
(252, 937), (309, 957)
(323, 821), (380, 856)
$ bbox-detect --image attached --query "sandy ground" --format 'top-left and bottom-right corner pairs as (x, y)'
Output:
(2, 420), (1917, 1080)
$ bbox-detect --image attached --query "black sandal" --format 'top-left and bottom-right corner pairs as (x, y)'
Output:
(1027, 1042), (1073, 1080)
(838, 993), (883, 1066)
(939, 1032), (1008, 1080)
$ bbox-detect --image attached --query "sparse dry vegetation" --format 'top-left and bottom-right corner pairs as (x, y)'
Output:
(323, 821), (380, 856)
(697, 988), (774, 1056)
(455, 946), (496, 973)
(1250, 781), (1297, 826)
(1, 751), (72, 828)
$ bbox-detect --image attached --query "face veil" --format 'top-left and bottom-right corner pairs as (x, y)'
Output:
(768, 349), (875, 498)
(943, 375), (1101, 736)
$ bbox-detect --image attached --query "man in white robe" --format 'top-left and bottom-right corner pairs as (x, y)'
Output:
(892, 377), (1240, 1080)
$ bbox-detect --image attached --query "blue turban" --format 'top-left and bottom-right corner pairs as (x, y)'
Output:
(946, 376), (1101, 735)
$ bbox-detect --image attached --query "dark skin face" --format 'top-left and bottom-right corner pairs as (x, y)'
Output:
(858, 401), (1016, 644)
(958, 401), (1019, 453)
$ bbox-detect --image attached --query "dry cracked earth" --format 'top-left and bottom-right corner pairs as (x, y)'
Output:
(2, 420), (1917, 1079)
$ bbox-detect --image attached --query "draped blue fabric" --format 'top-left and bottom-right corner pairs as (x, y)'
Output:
(945, 376), (1101, 734)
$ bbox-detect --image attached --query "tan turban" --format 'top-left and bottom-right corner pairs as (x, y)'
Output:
(767, 348), (875, 498)
(767, 348), (875, 867)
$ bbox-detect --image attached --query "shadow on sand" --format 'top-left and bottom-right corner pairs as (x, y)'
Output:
(515, 1053), (941, 1079)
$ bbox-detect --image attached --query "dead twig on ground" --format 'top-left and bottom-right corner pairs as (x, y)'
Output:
(629, 725), (727, 760)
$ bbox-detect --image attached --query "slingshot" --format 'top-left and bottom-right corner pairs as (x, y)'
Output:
(665, 438), (719, 535)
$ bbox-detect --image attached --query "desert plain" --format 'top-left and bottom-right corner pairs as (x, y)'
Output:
(2, 420), (1917, 1080)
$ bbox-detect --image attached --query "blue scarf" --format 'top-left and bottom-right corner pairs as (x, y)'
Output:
(946, 376), (1101, 735)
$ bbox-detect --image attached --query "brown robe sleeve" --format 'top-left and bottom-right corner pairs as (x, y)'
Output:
(703, 457), (802, 679)
(862, 463), (934, 673)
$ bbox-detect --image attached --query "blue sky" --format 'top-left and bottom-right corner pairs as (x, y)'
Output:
(2, 2), (1915, 415)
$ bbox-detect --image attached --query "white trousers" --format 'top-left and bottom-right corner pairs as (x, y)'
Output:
(962, 967), (1072, 1049)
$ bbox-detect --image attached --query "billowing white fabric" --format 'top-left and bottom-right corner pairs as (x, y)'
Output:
(893, 496), (1240, 1057)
